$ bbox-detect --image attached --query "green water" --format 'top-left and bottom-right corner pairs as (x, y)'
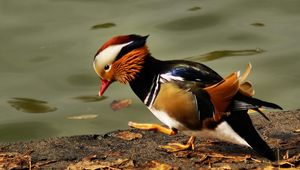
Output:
(0, 0), (299, 142)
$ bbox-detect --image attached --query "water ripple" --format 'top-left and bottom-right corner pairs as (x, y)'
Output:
(73, 95), (107, 102)
(185, 48), (264, 62)
(7, 98), (57, 113)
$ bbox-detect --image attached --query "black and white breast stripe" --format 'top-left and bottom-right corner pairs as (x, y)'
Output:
(144, 75), (161, 107)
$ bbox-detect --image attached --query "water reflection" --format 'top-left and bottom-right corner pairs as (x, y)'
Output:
(7, 98), (57, 113)
(188, 6), (202, 11)
(251, 22), (265, 27)
(73, 95), (107, 102)
(186, 49), (264, 62)
(91, 23), (116, 30)
(157, 14), (221, 31)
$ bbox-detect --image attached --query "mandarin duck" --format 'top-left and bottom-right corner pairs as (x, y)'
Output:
(93, 34), (282, 161)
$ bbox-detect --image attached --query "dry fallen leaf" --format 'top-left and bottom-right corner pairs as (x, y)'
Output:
(293, 129), (300, 133)
(264, 165), (298, 170)
(113, 131), (142, 141)
(67, 158), (134, 170)
(0, 152), (31, 169)
(217, 164), (232, 170)
(172, 151), (191, 158)
(146, 161), (176, 170)
(67, 114), (98, 120)
(195, 153), (259, 165)
(173, 151), (192, 158)
(272, 153), (300, 168)
(110, 99), (132, 111)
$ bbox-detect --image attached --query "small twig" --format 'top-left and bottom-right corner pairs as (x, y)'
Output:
(29, 156), (32, 170)
(33, 160), (57, 168)
(197, 154), (208, 164)
(250, 157), (262, 163)
(277, 139), (280, 165)
(283, 150), (289, 160)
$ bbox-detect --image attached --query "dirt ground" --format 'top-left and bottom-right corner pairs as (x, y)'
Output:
(0, 110), (299, 169)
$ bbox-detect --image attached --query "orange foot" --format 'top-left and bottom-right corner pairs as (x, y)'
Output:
(128, 121), (177, 135)
(160, 136), (196, 152)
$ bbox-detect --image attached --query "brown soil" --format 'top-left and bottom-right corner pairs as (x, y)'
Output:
(0, 110), (299, 169)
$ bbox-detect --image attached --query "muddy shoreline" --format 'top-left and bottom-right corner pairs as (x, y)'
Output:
(0, 110), (299, 169)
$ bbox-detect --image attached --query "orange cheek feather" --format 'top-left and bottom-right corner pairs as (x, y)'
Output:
(112, 47), (148, 84)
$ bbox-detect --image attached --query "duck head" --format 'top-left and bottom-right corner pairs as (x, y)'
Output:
(93, 34), (149, 96)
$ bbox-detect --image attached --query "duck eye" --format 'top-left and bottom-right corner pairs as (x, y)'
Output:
(104, 64), (110, 71)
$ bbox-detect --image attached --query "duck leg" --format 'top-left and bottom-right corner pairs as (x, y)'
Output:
(128, 121), (177, 135)
(128, 122), (195, 152)
(160, 136), (196, 152)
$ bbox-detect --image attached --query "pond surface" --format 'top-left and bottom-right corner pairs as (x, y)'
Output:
(0, 0), (299, 142)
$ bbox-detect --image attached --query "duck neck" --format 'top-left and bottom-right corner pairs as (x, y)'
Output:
(129, 55), (162, 102)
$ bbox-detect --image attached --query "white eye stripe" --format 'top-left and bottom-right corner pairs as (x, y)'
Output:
(94, 41), (132, 63)
(94, 41), (132, 73)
